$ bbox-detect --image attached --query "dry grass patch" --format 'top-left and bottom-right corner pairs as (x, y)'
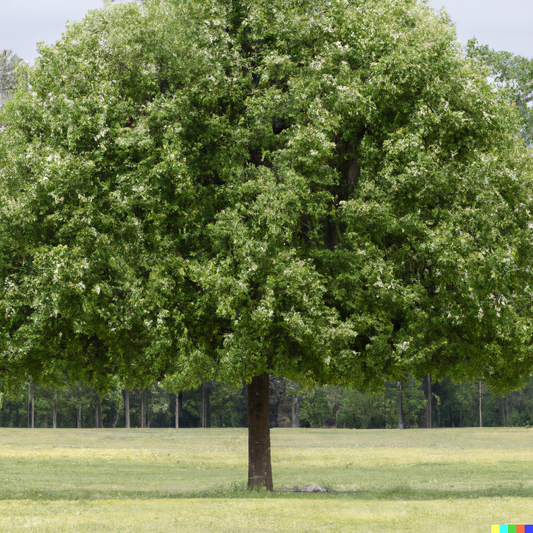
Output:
(1, 497), (533, 532)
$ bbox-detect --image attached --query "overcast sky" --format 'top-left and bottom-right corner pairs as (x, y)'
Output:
(428, 0), (532, 56)
(0, 0), (532, 62)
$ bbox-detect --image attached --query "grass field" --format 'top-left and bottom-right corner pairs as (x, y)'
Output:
(0, 427), (532, 531)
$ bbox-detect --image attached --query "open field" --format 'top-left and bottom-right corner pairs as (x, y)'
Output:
(0, 427), (532, 531)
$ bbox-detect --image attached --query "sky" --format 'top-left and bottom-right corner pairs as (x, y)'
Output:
(428, 0), (532, 56)
(0, 0), (532, 62)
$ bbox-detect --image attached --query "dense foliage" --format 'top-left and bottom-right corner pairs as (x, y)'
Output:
(1, 0), (532, 395)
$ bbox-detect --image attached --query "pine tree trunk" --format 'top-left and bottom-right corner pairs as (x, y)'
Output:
(291, 395), (300, 428)
(141, 389), (146, 429)
(124, 389), (130, 428)
(77, 405), (82, 429)
(397, 380), (404, 429)
(247, 373), (273, 491)
(425, 374), (432, 428)
(53, 397), (58, 429)
(201, 382), (210, 428)
(478, 380), (483, 428)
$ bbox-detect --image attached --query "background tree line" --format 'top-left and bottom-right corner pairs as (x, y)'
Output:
(2, 375), (532, 429)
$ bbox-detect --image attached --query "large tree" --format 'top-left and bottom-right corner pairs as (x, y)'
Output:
(1, 0), (533, 490)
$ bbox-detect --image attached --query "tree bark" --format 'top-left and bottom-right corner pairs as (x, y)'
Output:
(425, 374), (432, 428)
(77, 405), (82, 429)
(52, 396), (58, 429)
(124, 389), (130, 428)
(141, 389), (146, 429)
(247, 373), (273, 491)
(478, 380), (483, 428)
(292, 395), (300, 428)
(397, 380), (404, 429)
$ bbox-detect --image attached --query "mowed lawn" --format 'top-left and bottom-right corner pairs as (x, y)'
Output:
(0, 427), (532, 532)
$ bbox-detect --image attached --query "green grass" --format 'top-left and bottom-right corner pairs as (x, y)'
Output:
(1, 427), (532, 531)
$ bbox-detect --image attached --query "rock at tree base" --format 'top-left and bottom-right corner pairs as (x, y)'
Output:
(293, 483), (326, 493)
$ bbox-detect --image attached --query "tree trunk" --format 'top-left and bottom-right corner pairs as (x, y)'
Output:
(175, 391), (182, 429)
(28, 382), (34, 429)
(247, 373), (273, 491)
(95, 394), (103, 428)
(397, 380), (404, 429)
(425, 374), (432, 428)
(478, 380), (483, 428)
(52, 396), (58, 429)
(201, 381), (211, 428)
(291, 395), (300, 428)
(124, 389), (130, 428)
(77, 405), (82, 429)
(141, 389), (146, 429)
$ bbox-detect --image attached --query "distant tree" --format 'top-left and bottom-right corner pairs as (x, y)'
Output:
(300, 387), (333, 428)
(397, 381), (404, 429)
(200, 381), (211, 428)
(400, 377), (426, 428)
(467, 39), (533, 143)
(27, 382), (34, 428)
(37, 384), (61, 428)
(63, 382), (94, 428)
(208, 383), (247, 428)
(0, 50), (23, 108)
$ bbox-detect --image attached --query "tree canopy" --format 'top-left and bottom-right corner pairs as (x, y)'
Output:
(1, 0), (533, 488)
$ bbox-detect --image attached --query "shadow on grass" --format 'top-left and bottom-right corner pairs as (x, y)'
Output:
(2, 485), (533, 502)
